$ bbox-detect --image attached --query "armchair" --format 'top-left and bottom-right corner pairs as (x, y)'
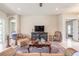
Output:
(53, 31), (62, 42)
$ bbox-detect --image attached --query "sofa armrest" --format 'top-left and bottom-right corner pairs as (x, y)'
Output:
(0, 47), (16, 56)
(64, 48), (77, 56)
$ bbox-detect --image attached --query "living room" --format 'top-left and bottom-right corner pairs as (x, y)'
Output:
(0, 3), (79, 56)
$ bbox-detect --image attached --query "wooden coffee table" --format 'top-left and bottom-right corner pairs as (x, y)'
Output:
(28, 43), (51, 53)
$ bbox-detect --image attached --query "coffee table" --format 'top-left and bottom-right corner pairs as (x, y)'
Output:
(28, 43), (51, 53)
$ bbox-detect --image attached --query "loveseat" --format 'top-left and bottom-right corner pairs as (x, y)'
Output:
(0, 47), (64, 56)
(0, 46), (77, 56)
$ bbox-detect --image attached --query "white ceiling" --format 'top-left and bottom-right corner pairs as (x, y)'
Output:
(0, 3), (78, 15)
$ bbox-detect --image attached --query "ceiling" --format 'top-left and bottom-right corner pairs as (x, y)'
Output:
(0, 3), (78, 15)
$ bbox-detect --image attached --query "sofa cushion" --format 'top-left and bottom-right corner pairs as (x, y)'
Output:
(17, 38), (30, 47)
(41, 53), (64, 56)
(51, 53), (64, 56)
(16, 53), (40, 56)
(41, 53), (51, 56)
(51, 46), (59, 53)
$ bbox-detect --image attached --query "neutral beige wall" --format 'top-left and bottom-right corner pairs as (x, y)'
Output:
(20, 15), (59, 36)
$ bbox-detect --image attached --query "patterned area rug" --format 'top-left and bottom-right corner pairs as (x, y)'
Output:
(16, 42), (65, 53)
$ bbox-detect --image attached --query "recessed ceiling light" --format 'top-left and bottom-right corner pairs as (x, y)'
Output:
(17, 8), (21, 11)
(56, 8), (59, 11)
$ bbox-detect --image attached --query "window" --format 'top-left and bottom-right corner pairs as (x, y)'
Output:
(0, 18), (5, 50)
(66, 20), (73, 39)
(0, 19), (3, 43)
(10, 19), (16, 34)
(68, 25), (72, 35)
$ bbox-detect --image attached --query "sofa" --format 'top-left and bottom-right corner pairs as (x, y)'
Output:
(0, 47), (64, 56)
(0, 46), (77, 56)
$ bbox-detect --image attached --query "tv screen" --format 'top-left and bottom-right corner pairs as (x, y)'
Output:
(35, 26), (44, 32)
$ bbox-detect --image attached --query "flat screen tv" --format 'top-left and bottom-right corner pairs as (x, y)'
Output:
(35, 26), (44, 32)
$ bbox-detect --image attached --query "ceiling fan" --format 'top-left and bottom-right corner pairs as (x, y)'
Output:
(39, 3), (43, 7)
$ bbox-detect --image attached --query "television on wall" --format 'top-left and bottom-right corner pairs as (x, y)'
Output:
(35, 26), (44, 32)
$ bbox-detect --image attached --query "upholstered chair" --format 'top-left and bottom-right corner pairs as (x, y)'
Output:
(53, 31), (62, 42)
